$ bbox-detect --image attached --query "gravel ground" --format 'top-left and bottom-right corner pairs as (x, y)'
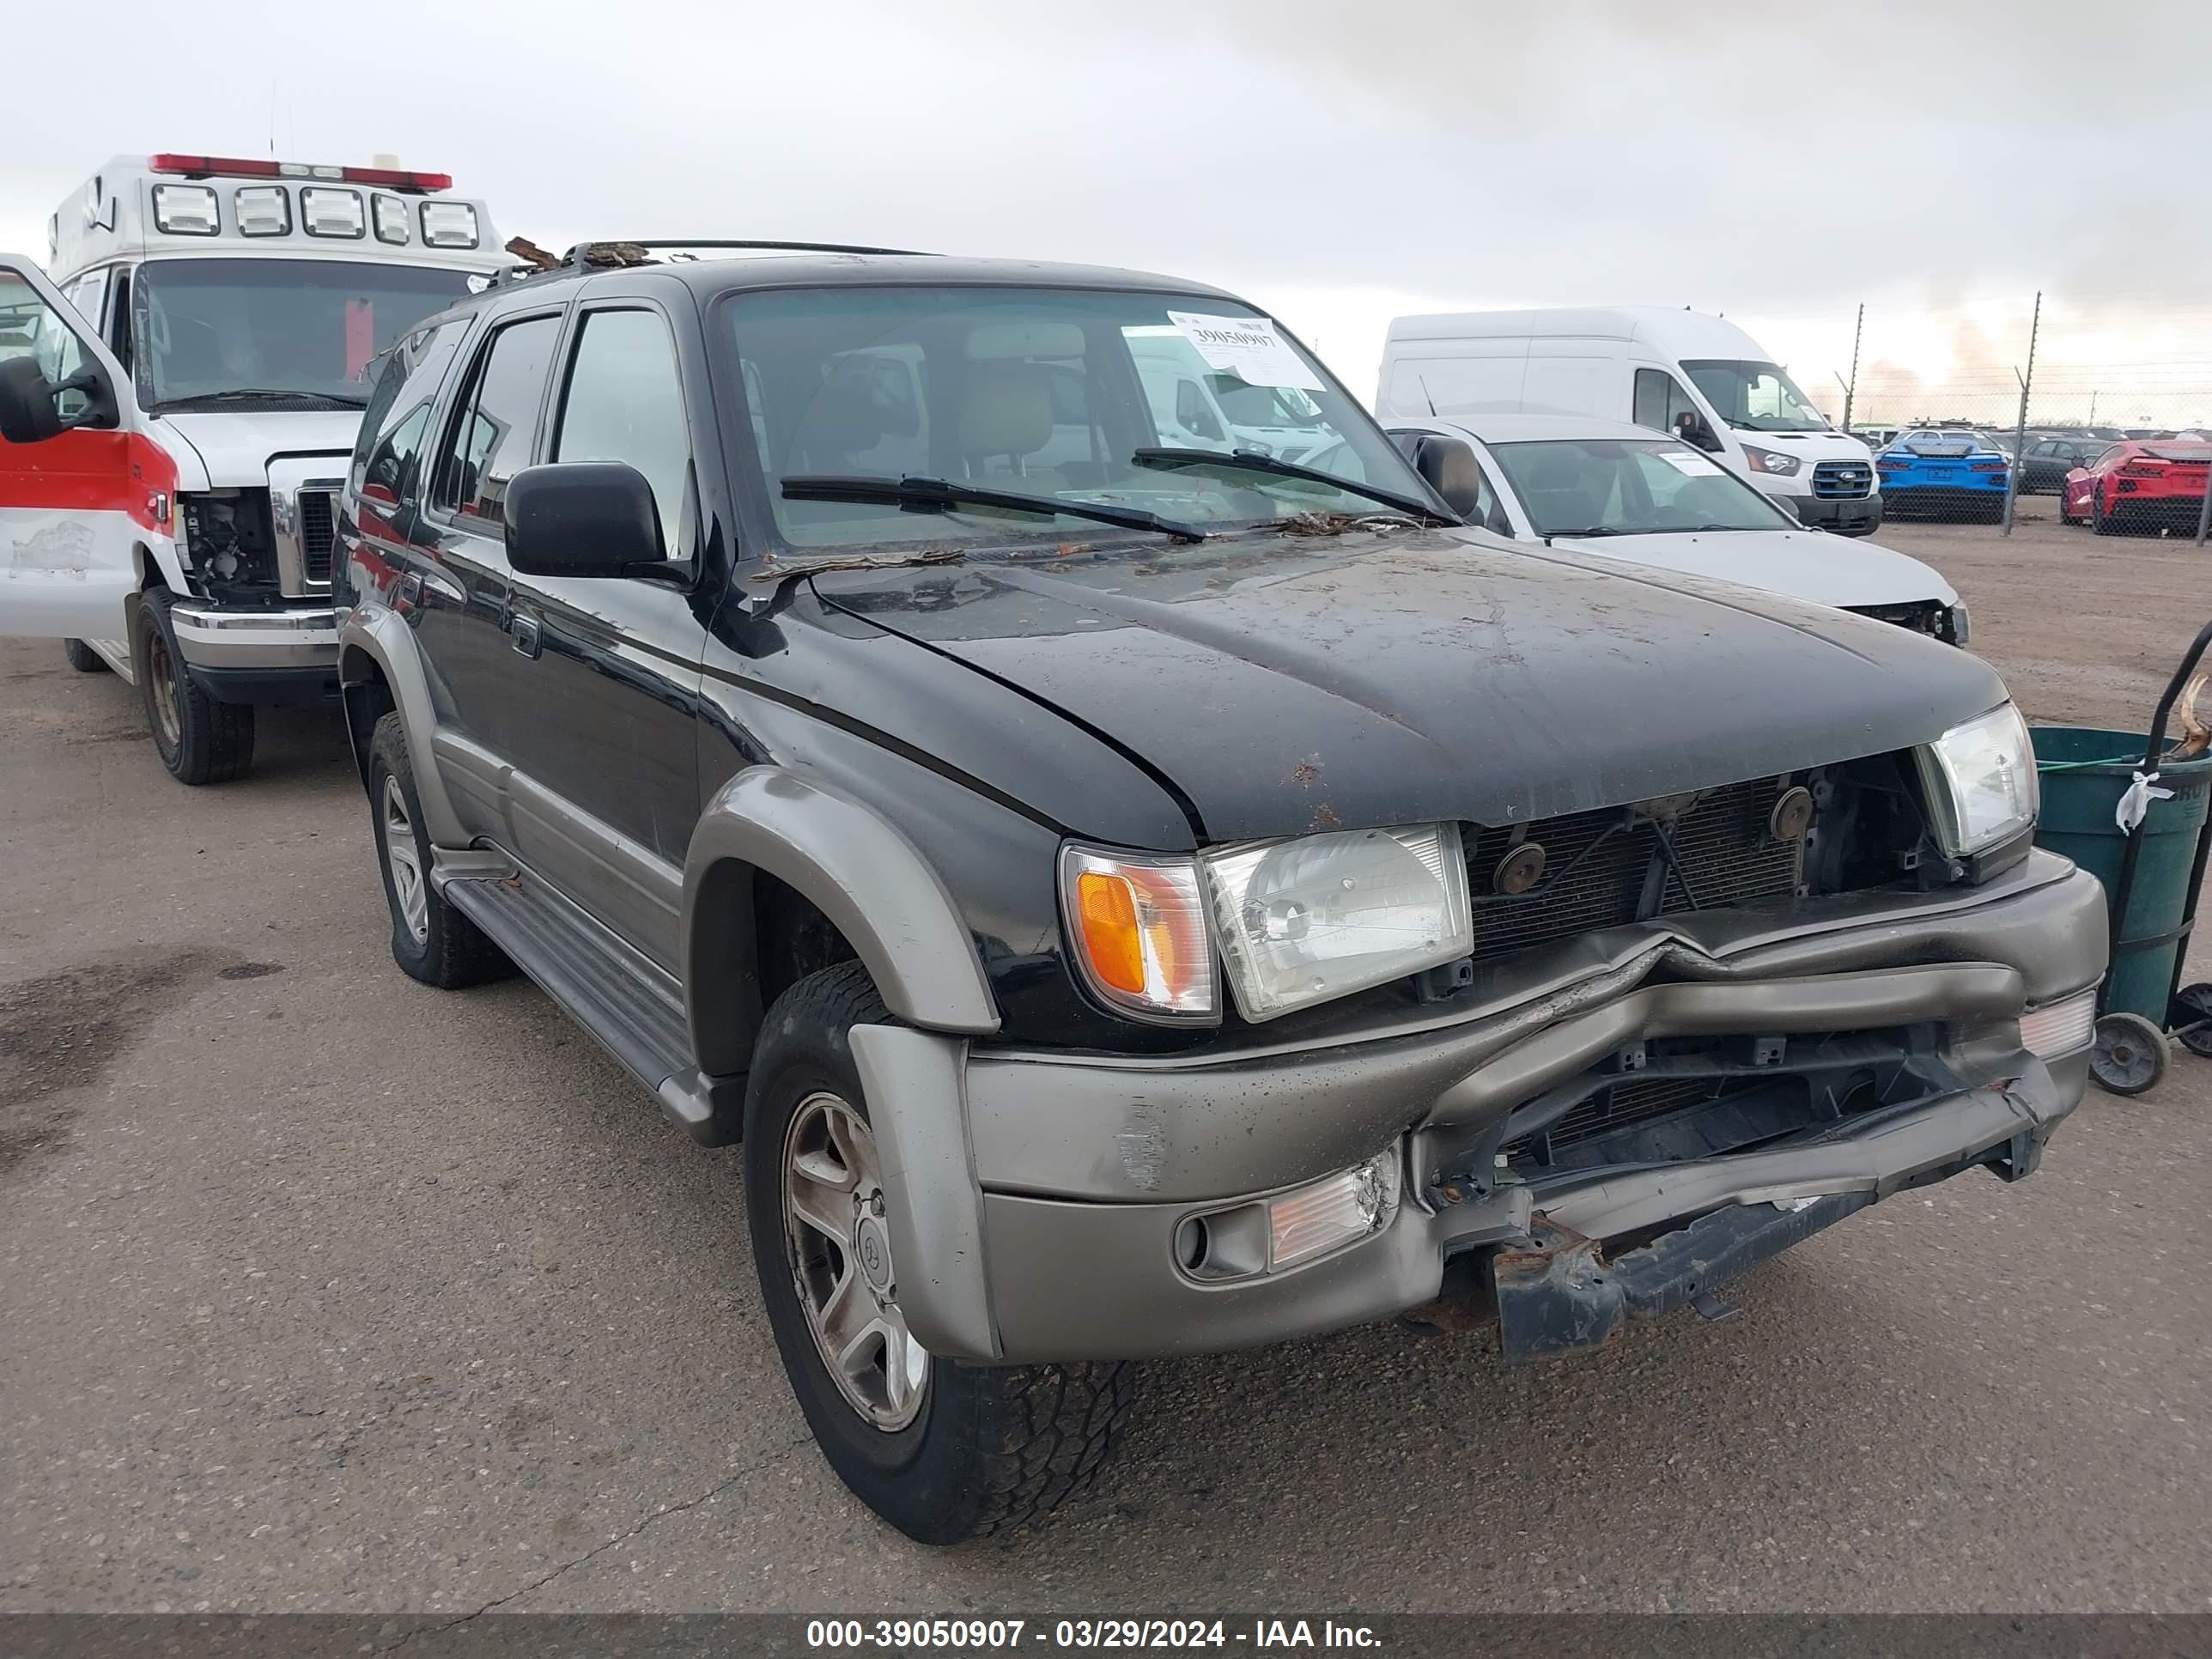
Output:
(2, 508), (2206, 1614)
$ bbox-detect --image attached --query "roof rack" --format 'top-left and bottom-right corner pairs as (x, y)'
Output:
(560, 239), (932, 264)
(487, 236), (931, 289)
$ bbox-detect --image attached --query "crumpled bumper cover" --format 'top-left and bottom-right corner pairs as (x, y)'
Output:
(1491, 1063), (2076, 1363)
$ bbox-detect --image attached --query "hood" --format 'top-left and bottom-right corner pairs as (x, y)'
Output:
(810, 526), (2008, 846)
(1547, 528), (1957, 611)
(154, 410), (362, 489)
(1729, 428), (1871, 459)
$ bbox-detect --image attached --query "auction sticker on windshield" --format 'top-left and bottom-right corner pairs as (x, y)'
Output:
(1658, 450), (1725, 476)
(1166, 311), (1322, 391)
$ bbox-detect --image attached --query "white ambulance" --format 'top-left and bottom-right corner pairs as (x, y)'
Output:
(0, 155), (504, 782)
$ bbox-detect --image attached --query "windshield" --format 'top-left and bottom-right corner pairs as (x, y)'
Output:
(1681, 358), (1829, 433)
(133, 258), (473, 410)
(1487, 437), (1797, 537)
(718, 286), (1425, 550)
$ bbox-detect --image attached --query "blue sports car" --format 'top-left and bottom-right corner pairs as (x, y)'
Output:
(1875, 428), (2011, 521)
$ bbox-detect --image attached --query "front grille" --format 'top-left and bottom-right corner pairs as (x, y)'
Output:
(1465, 776), (1802, 963)
(1813, 459), (1874, 498)
(1543, 1073), (1758, 1150)
(298, 490), (336, 584)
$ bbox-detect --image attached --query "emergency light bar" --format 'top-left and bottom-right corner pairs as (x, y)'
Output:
(148, 155), (453, 193)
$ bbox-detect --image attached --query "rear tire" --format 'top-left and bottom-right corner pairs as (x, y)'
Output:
(63, 638), (108, 673)
(131, 587), (255, 785)
(366, 712), (510, 988)
(2093, 491), (2120, 535)
(744, 961), (1138, 1543)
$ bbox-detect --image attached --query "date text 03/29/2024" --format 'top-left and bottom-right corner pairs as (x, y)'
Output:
(805, 1619), (1384, 1649)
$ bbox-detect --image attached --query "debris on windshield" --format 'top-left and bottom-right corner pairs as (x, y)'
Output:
(1279, 511), (1424, 538)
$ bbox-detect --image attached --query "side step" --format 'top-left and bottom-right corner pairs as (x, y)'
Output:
(442, 873), (744, 1145)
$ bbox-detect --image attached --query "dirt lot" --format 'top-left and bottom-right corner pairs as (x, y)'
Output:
(1, 508), (2207, 1615)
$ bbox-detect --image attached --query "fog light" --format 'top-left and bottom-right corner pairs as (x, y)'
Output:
(2020, 989), (2097, 1058)
(1267, 1152), (1399, 1270)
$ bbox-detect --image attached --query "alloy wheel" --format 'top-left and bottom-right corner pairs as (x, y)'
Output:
(380, 775), (430, 944)
(782, 1091), (929, 1431)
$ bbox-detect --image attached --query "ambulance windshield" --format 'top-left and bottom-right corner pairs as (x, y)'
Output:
(134, 259), (471, 411)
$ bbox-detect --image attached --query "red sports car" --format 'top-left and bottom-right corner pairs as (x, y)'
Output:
(2060, 439), (2211, 534)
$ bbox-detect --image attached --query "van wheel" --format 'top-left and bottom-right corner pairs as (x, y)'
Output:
(63, 639), (108, 673)
(131, 587), (254, 784)
(366, 712), (509, 988)
(744, 961), (1138, 1543)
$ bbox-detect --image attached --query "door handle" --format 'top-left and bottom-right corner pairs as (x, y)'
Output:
(508, 614), (543, 659)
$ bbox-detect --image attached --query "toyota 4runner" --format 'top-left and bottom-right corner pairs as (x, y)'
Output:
(331, 243), (2107, 1543)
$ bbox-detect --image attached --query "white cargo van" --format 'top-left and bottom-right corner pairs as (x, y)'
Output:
(1377, 307), (1882, 537)
(0, 154), (504, 782)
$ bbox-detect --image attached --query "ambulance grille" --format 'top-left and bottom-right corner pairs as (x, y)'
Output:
(298, 490), (336, 584)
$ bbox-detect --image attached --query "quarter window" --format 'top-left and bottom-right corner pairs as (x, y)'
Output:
(437, 314), (562, 526)
(550, 309), (692, 544)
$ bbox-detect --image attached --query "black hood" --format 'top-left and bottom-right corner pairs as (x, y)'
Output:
(810, 526), (2008, 846)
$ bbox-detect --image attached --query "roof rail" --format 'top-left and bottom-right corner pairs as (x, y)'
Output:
(484, 236), (932, 290)
(561, 238), (930, 267)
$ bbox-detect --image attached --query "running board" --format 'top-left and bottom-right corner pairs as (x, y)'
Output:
(443, 874), (744, 1146)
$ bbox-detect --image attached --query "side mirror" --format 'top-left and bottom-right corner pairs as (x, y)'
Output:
(0, 356), (65, 445)
(1407, 434), (1484, 520)
(503, 461), (666, 579)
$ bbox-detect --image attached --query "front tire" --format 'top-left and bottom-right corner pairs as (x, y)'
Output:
(63, 638), (108, 673)
(131, 587), (254, 784)
(366, 712), (509, 988)
(744, 961), (1137, 1543)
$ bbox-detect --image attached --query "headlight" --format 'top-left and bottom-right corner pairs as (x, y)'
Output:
(1060, 846), (1217, 1024)
(1200, 823), (1472, 1022)
(1742, 445), (1802, 477)
(1915, 702), (2039, 855)
(1942, 602), (1971, 647)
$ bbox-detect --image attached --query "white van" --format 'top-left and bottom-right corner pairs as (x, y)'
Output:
(0, 154), (504, 783)
(1127, 329), (1334, 461)
(1376, 307), (1882, 537)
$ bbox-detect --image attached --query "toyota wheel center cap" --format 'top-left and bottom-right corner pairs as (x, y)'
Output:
(855, 1213), (893, 1293)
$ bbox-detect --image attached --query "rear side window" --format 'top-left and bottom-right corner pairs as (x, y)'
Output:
(437, 314), (562, 526)
(550, 309), (692, 544)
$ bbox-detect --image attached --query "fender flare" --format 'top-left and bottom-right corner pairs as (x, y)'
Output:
(336, 606), (468, 846)
(682, 768), (1001, 1078)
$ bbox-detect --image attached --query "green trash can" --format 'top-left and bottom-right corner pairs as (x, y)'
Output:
(2031, 722), (2212, 1092)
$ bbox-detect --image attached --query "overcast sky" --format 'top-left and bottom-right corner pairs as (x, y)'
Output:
(7, 0), (2208, 420)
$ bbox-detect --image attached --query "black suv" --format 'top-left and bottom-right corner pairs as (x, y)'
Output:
(333, 246), (2106, 1543)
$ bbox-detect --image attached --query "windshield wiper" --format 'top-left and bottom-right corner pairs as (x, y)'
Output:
(780, 475), (1210, 541)
(1543, 526), (1626, 538)
(155, 387), (368, 410)
(1130, 447), (1453, 524)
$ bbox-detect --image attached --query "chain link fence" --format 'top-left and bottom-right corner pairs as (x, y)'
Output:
(1756, 293), (2212, 540)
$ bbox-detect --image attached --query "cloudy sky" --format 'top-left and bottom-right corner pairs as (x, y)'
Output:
(7, 0), (2208, 422)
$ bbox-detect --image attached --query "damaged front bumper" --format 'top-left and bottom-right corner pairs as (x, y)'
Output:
(856, 851), (2106, 1366)
(1488, 1062), (2075, 1361)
